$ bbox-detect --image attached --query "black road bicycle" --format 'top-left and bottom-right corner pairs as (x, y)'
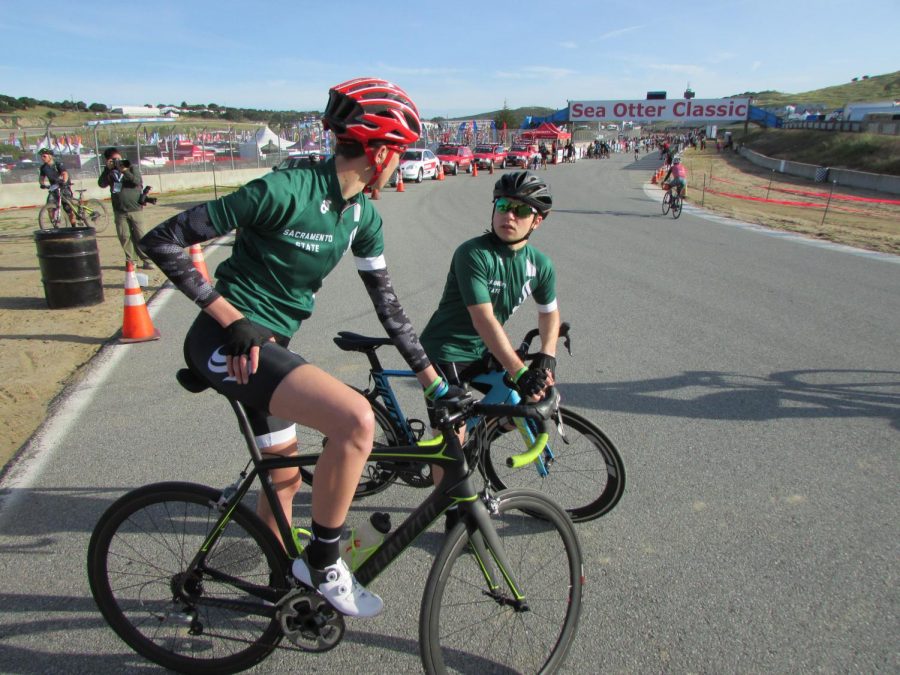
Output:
(87, 368), (583, 674)
(38, 184), (110, 232)
(661, 182), (684, 219)
(299, 323), (626, 523)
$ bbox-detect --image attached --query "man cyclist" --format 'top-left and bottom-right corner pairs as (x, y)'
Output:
(662, 155), (687, 197)
(420, 171), (560, 526)
(38, 148), (76, 226)
(140, 77), (457, 619)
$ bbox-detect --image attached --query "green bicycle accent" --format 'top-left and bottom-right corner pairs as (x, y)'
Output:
(506, 432), (549, 469)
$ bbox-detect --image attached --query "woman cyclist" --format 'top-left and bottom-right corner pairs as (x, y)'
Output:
(663, 155), (688, 197)
(140, 78), (457, 619)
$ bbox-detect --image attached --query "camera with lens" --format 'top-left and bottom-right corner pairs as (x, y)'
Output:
(111, 158), (131, 170)
(137, 185), (157, 206)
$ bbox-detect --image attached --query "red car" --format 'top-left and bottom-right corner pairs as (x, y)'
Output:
(435, 144), (474, 175)
(473, 144), (507, 170)
(505, 143), (539, 168)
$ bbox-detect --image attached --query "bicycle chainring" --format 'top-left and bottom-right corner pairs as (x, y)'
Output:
(277, 588), (345, 652)
(395, 461), (434, 488)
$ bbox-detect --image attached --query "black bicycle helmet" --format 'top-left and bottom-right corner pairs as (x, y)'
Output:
(493, 171), (553, 219)
(38, 147), (53, 156)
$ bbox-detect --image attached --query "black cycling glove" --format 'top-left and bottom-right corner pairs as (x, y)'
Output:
(511, 367), (550, 399)
(223, 318), (273, 356)
(530, 352), (557, 378)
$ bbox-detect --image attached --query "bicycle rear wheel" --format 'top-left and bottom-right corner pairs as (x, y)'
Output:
(420, 489), (583, 674)
(483, 406), (625, 522)
(298, 390), (401, 498)
(87, 482), (288, 674)
(81, 198), (109, 233)
(661, 192), (671, 214)
(671, 195), (683, 219)
(37, 204), (62, 229)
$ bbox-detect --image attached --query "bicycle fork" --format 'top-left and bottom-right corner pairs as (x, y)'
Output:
(463, 493), (530, 612)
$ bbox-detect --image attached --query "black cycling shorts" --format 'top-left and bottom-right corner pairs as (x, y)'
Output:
(183, 312), (307, 448)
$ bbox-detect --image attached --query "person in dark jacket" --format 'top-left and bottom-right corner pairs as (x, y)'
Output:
(99, 147), (153, 269)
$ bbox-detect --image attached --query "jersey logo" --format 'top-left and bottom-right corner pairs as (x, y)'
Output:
(207, 346), (229, 374)
(320, 198), (332, 214)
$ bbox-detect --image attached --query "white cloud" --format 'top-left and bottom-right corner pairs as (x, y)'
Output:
(597, 25), (644, 40)
(559, 41), (578, 49)
(751, 60), (763, 71)
(494, 66), (576, 80)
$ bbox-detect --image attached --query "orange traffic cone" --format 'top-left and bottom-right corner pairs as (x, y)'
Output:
(489, 161), (495, 175)
(189, 244), (211, 283)
(120, 261), (160, 343)
(370, 187), (381, 200)
(437, 164), (445, 181)
(396, 168), (405, 192)
(651, 170), (658, 184)
(472, 162), (478, 177)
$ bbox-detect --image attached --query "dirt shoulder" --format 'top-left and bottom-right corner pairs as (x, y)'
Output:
(0, 191), (228, 471)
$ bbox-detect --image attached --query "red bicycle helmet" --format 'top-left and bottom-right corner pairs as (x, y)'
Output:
(323, 77), (421, 149)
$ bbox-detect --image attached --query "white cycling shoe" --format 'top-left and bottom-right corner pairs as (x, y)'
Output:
(292, 556), (384, 618)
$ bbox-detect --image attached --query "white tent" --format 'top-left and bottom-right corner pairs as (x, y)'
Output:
(239, 126), (293, 159)
(255, 126), (292, 149)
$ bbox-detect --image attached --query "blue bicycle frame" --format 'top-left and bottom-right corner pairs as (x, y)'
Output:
(368, 367), (557, 477)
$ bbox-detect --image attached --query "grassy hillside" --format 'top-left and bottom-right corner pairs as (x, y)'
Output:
(733, 70), (900, 110)
(742, 128), (900, 175)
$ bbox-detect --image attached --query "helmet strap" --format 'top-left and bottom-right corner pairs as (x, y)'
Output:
(364, 145), (402, 188)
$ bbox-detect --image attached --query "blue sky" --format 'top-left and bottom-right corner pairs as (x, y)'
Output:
(2, 0), (898, 118)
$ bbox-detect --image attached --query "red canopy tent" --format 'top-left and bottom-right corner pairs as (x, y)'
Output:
(520, 122), (571, 141)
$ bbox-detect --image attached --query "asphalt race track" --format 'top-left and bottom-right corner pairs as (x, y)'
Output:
(1, 153), (898, 673)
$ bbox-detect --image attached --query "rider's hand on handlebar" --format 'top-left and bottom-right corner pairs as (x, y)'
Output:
(223, 318), (274, 384)
(529, 352), (557, 378)
(509, 367), (551, 400)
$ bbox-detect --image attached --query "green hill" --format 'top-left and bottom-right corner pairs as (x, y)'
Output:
(732, 70), (900, 110)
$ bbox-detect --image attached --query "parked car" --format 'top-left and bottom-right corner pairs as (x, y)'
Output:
(435, 144), (474, 175)
(272, 153), (323, 171)
(473, 144), (507, 170)
(504, 143), (539, 168)
(398, 148), (440, 182)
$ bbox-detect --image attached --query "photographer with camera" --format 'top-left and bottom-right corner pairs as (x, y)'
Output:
(98, 147), (154, 269)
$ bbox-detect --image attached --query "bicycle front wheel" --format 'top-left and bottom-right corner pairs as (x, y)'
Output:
(81, 198), (109, 232)
(661, 192), (671, 214)
(483, 406), (626, 522)
(37, 204), (62, 229)
(87, 482), (288, 674)
(671, 195), (683, 219)
(420, 489), (583, 674)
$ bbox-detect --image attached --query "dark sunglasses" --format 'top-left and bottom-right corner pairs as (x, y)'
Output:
(495, 197), (536, 218)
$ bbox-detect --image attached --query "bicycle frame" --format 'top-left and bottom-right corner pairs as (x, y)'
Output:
(184, 393), (547, 613)
(363, 357), (557, 478)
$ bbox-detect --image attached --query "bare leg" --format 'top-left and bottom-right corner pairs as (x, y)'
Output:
(256, 441), (301, 548)
(269, 364), (374, 530)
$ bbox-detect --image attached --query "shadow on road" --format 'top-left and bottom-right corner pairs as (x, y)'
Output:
(560, 368), (900, 430)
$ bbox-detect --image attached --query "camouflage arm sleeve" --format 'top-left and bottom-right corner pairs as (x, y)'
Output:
(358, 268), (431, 373)
(139, 204), (221, 308)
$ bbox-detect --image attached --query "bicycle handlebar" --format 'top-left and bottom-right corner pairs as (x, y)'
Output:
(517, 321), (571, 359)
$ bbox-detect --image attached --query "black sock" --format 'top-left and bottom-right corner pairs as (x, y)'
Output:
(306, 520), (343, 570)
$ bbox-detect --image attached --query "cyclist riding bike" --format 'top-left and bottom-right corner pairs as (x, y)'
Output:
(140, 77), (460, 619)
(38, 148), (76, 226)
(663, 155), (688, 197)
(420, 171), (559, 526)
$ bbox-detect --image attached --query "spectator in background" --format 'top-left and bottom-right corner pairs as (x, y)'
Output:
(99, 147), (153, 269)
(38, 148), (76, 226)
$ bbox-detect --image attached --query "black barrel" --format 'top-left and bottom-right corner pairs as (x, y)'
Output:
(34, 228), (104, 308)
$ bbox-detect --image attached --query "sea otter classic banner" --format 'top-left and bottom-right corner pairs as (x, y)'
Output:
(569, 98), (750, 122)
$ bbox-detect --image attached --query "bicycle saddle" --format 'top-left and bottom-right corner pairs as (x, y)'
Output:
(333, 331), (392, 353)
